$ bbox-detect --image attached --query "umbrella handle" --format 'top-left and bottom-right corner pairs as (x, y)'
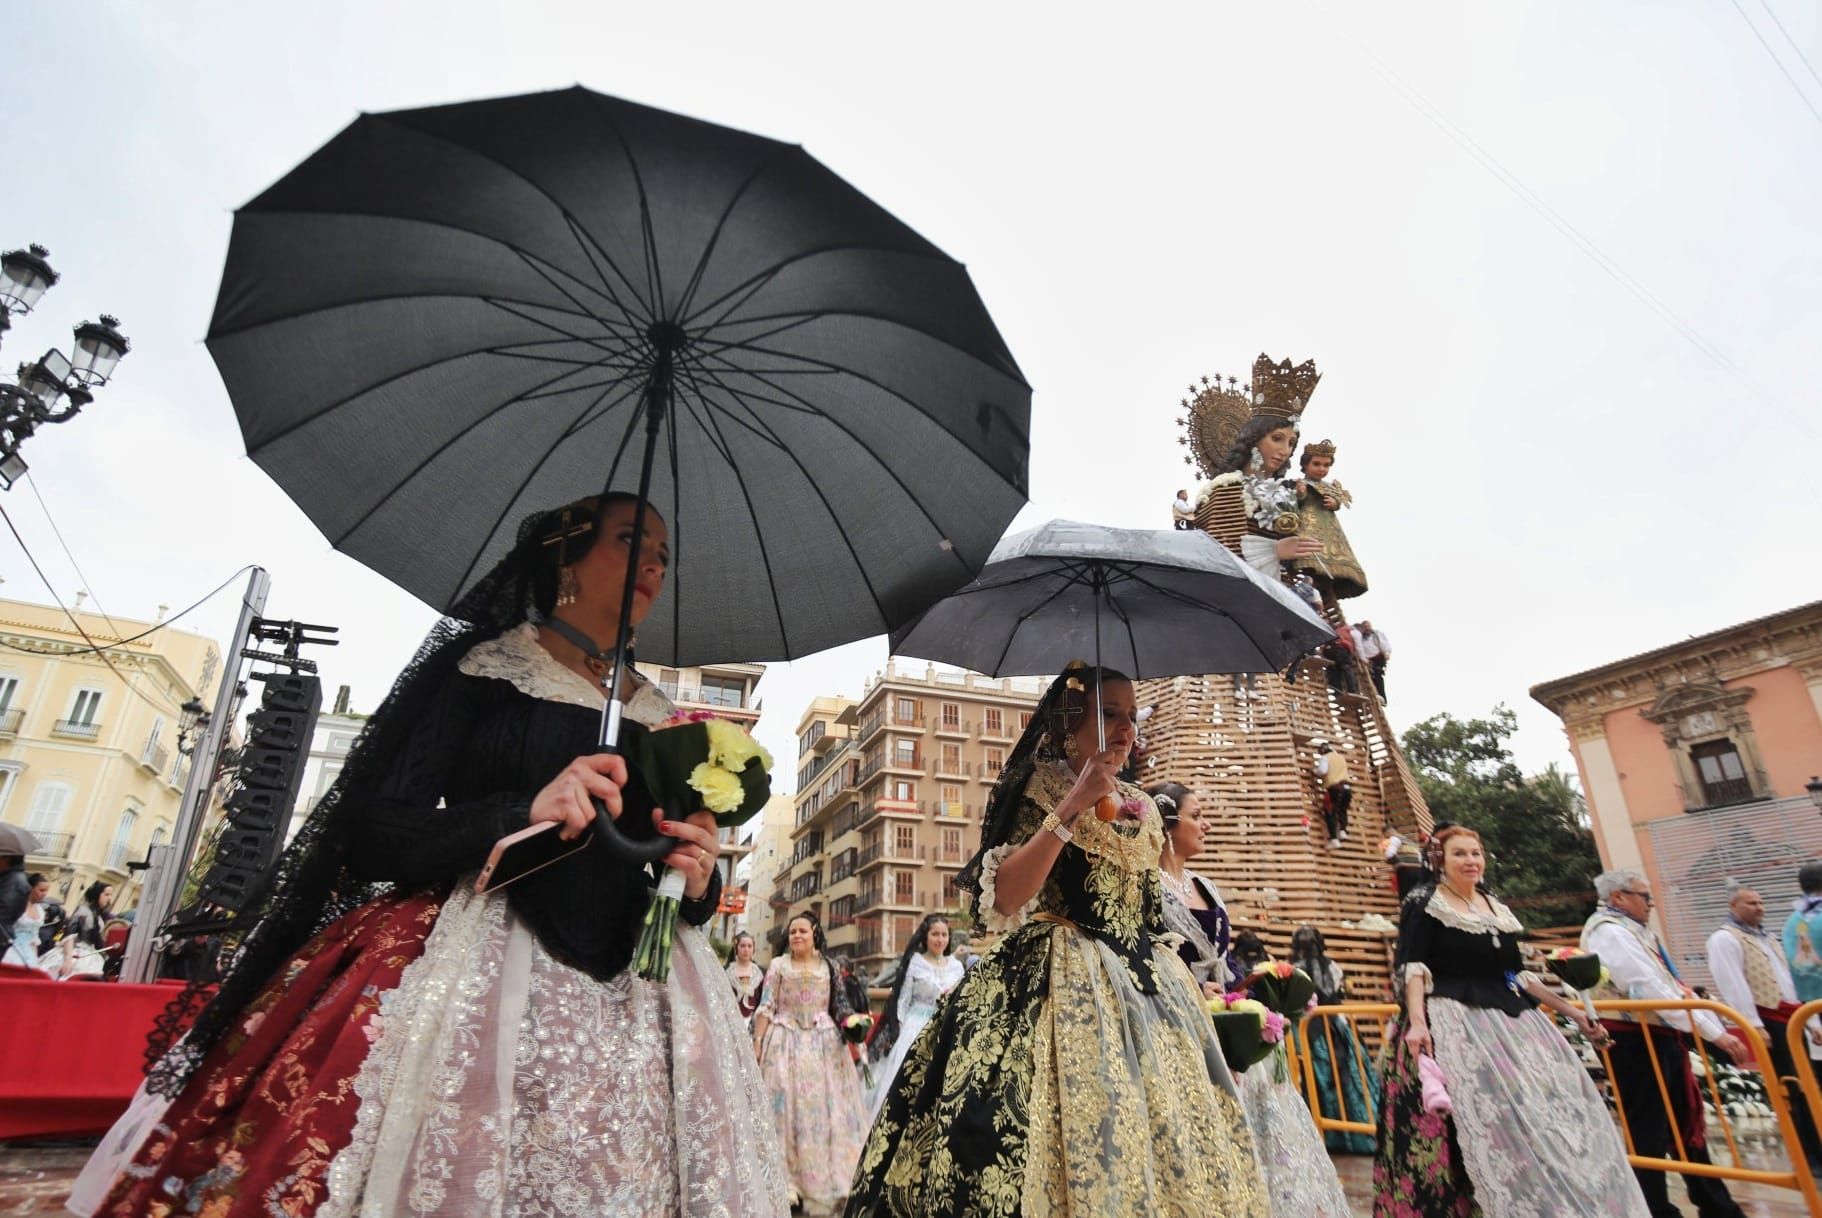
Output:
(588, 794), (675, 865)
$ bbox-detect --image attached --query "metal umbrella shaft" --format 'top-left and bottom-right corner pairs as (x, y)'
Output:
(590, 329), (678, 865)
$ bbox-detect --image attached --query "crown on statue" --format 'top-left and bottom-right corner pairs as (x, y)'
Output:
(1175, 352), (1322, 479)
(1303, 438), (1336, 461)
(1249, 353), (1320, 423)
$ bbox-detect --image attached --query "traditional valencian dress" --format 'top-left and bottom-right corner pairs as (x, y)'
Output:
(1374, 885), (1649, 1218)
(867, 951), (964, 1119)
(1160, 874), (1350, 1218)
(72, 623), (789, 1218)
(1292, 953), (1379, 1155)
(845, 760), (1266, 1217)
(756, 954), (867, 1214)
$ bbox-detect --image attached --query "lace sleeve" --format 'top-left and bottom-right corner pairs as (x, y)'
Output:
(757, 960), (782, 1018)
(977, 842), (1040, 933)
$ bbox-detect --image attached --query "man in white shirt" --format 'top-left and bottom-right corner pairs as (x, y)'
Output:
(1706, 886), (1822, 1166)
(1356, 620), (1390, 701)
(1170, 488), (1195, 530)
(1584, 869), (1750, 1218)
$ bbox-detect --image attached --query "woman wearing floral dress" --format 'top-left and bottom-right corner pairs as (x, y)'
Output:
(70, 496), (788, 1218)
(865, 914), (965, 1118)
(1375, 825), (1648, 1218)
(754, 911), (867, 1216)
(1151, 783), (1350, 1218)
(846, 668), (1264, 1217)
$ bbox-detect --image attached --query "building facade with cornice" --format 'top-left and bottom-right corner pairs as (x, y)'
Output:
(1531, 600), (1822, 982)
(0, 596), (223, 910)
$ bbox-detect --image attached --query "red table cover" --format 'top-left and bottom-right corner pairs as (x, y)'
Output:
(0, 970), (191, 1140)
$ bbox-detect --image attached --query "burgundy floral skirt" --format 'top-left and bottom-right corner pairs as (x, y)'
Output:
(96, 892), (442, 1218)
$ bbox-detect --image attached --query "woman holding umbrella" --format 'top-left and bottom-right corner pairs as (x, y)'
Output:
(847, 667), (1266, 1217)
(76, 495), (789, 1218)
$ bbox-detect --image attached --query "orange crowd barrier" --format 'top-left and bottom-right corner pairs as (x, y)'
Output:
(1291, 998), (1822, 1217)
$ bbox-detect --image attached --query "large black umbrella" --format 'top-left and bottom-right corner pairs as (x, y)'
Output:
(890, 520), (1333, 748)
(208, 87), (1031, 858)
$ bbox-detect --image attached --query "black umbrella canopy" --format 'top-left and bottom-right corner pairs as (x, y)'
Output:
(889, 520), (1334, 678)
(208, 87), (1030, 664)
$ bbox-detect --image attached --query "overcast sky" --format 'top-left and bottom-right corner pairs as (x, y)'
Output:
(4, 2), (1819, 804)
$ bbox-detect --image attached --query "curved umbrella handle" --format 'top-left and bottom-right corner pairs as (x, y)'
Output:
(589, 794), (677, 865)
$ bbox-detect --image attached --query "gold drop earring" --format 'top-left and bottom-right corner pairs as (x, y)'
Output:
(557, 566), (579, 607)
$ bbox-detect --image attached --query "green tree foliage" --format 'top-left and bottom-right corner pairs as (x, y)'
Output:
(1401, 706), (1602, 928)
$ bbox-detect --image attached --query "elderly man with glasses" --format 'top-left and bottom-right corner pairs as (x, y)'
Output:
(1582, 869), (1753, 1218)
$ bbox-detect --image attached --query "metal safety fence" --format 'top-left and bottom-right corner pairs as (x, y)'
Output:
(1292, 998), (1822, 1216)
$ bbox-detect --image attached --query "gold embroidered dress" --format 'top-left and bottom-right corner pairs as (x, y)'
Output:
(844, 761), (1266, 1217)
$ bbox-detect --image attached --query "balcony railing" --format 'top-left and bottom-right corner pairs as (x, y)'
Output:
(858, 841), (926, 870)
(832, 803), (862, 839)
(883, 750), (923, 773)
(659, 685), (749, 711)
(27, 831), (74, 860)
(0, 707), (22, 735)
(933, 717), (972, 737)
(140, 739), (171, 775)
(858, 756), (884, 787)
(978, 719), (1017, 741)
(53, 718), (101, 740)
(104, 840), (132, 869)
(931, 757), (972, 778)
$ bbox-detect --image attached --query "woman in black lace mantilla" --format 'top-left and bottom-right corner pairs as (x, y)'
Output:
(73, 495), (789, 1218)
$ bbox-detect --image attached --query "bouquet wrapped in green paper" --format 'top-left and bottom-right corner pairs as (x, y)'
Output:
(627, 713), (773, 982)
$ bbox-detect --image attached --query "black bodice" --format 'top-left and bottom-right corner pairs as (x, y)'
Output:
(1397, 887), (1534, 1017)
(342, 669), (716, 981)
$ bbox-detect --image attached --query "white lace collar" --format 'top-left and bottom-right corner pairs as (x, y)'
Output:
(458, 622), (676, 726)
(1423, 885), (1524, 936)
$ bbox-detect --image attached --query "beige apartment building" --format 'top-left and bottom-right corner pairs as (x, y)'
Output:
(0, 596), (222, 908)
(637, 659), (765, 944)
(777, 664), (1044, 976)
(740, 792), (797, 949)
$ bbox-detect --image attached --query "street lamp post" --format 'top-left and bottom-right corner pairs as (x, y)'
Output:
(1807, 775), (1822, 816)
(0, 244), (129, 488)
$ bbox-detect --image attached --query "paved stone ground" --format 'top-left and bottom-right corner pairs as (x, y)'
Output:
(5, 1138), (1816, 1215)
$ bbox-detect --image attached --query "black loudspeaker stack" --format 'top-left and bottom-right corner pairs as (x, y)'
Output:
(195, 673), (322, 913)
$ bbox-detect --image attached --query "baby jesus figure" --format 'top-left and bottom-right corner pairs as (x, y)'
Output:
(1291, 439), (1367, 599)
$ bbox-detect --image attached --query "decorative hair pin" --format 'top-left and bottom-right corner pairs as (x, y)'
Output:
(1153, 793), (1177, 812)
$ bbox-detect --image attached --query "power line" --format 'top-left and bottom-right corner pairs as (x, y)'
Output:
(1728, 0), (1822, 128)
(1756, 0), (1822, 92)
(0, 560), (255, 658)
(23, 472), (130, 637)
(1311, 5), (1819, 446)
(0, 502), (250, 714)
